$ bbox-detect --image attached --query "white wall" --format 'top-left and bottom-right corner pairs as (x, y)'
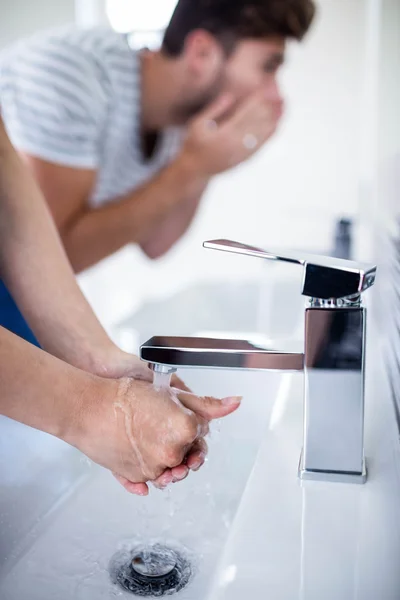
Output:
(78, 0), (369, 331)
(377, 0), (400, 168)
(366, 0), (400, 280)
(0, 0), (370, 332)
(0, 0), (75, 48)
(356, 0), (400, 249)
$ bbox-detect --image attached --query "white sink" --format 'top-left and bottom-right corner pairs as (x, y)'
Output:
(1, 279), (399, 599)
(0, 368), (284, 600)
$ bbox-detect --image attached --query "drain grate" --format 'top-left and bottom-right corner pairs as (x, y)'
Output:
(109, 543), (192, 597)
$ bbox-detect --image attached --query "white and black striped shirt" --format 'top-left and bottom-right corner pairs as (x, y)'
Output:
(0, 26), (182, 208)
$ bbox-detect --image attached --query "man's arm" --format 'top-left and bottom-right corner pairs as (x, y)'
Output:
(22, 152), (209, 272)
(0, 119), (200, 382)
(138, 187), (207, 260)
(0, 324), (240, 495)
(0, 118), (240, 494)
(0, 118), (143, 375)
(21, 91), (281, 272)
(0, 324), (101, 440)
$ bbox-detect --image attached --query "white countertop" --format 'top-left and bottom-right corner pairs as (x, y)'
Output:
(209, 334), (400, 600)
(1, 280), (399, 599)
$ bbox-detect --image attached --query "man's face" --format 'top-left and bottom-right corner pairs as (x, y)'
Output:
(221, 38), (285, 112)
(176, 36), (285, 122)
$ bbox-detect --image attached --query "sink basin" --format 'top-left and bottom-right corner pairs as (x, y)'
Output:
(0, 368), (284, 600)
(1, 278), (399, 599)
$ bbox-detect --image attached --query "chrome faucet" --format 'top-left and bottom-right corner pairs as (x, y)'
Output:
(140, 240), (377, 484)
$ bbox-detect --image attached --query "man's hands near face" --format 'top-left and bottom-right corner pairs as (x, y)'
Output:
(180, 90), (283, 177)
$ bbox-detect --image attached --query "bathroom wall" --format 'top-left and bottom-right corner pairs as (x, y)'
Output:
(0, 0), (75, 47)
(0, 0), (371, 334)
(368, 0), (400, 427)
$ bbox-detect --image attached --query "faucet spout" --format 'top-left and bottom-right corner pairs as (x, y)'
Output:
(139, 238), (377, 485)
(141, 336), (304, 372)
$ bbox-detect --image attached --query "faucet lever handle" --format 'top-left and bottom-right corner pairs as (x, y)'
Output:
(203, 239), (377, 300)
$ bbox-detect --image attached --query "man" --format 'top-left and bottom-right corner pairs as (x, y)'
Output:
(0, 0), (315, 341)
(0, 117), (241, 495)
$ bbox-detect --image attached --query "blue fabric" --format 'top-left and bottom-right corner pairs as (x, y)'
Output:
(0, 280), (40, 346)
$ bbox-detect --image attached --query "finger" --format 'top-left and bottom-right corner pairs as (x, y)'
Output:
(170, 373), (192, 393)
(197, 93), (236, 124)
(151, 469), (175, 490)
(114, 355), (153, 382)
(185, 438), (208, 471)
(112, 473), (149, 496)
(228, 101), (280, 150)
(170, 464), (190, 482)
(228, 90), (266, 121)
(197, 416), (210, 438)
(228, 93), (276, 131)
(150, 463), (190, 490)
(124, 481), (150, 495)
(177, 391), (242, 421)
(234, 106), (276, 140)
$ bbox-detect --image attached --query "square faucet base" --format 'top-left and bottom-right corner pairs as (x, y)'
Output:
(298, 451), (367, 485)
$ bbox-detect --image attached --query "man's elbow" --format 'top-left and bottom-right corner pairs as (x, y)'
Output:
(140, 244), (167, 261)
(140, 240), (173, 261)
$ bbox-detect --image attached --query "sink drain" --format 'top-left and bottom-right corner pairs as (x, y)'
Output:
(109, 543), (192, 597)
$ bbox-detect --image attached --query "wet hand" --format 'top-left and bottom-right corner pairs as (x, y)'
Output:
(116, 389), (241, 495)
(69, 377), (241, 495)
(79, 347), (201, 492)
(114, 437), (208, 496)
(88, 347), (191, 393)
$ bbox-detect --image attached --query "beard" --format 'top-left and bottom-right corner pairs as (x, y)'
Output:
(171, 72), (227, 124)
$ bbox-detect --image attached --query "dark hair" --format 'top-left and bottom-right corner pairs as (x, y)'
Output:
(162, 0), (316, 57)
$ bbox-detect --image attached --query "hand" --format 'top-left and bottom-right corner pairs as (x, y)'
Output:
(179, 90), (283, 177)
(81, 346), (205, 492)
(67, 376), (241, 496)
(88, 346), (190, 392)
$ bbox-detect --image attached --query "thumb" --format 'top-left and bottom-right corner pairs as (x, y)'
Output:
(177, 391), (242, 421)
(197, 93), (235, 124)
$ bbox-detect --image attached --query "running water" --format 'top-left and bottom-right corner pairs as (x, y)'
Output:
(153, 370), (173, 390)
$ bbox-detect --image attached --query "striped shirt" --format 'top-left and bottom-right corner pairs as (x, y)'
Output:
(0, 26), (182, 208)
